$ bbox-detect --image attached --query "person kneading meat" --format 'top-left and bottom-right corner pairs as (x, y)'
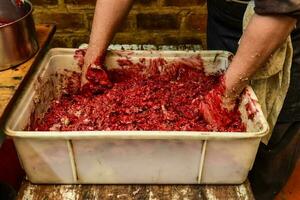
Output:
(82, 0), (300, 199)
(78, 1), (134, 95)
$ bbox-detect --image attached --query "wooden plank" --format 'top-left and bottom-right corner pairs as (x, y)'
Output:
(0, 24), (56, 119)
(17, 180), (254, 200)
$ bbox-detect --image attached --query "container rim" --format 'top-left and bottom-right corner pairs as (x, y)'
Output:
(0, 0), (33, 28)
(49, 48), (235, 57)
(3, 48), (270, 140)
(4, 127), (269, 140)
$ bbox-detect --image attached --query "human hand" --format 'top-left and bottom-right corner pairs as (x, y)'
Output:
(198, 77), (240, 130)
(74, 48), (112, 95)
(74, 47), (103, 86)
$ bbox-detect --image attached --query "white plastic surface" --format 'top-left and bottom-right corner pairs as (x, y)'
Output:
(4, 48), (269, 184)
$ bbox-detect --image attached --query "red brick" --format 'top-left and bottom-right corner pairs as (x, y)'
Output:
(50, 36), (71, 47)
(112, 32), (205, 46)
(112, 32), (164, 44)
(86, 13), (135, 32)
(186, 13), (207, 32)
(163, 35), (203, 45)
(71, 35), (90, 48)
(33, 12), (86, 30)
(33, 0), (208, 49)
(118, 15), (136, 32)
(165, 0), (205, 6)
(67, 0), (157, 6)
(137, 13), (180, 30)
(30, 0), (58, 6)
(86, 13), (94, 30)
(64, 0), (96, 5)
(134, 0), (157, 6)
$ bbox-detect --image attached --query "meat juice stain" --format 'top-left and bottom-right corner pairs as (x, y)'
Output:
(244, 89), (258, 120)
(30, 56), (246, 132)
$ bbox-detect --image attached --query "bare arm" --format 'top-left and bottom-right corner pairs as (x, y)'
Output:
(223, 14), (297, 107)
(200, 14), (296, 127)
(82, 0), (134, 85)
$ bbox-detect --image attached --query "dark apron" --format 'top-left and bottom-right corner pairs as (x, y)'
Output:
(207, 1), (300, 199)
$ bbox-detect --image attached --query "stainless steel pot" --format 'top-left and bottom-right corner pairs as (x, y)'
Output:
(0, 1), (38, 70)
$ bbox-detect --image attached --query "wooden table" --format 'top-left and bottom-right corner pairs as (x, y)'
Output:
(17, 181), (254, 200)
(0, 25), (254, 200)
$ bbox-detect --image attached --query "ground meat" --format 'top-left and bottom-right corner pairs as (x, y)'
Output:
(198, 77), (244, 131)
(74, 49), (112, 95)
(30, 56), (246, 132)
(82, 65), (112, 96)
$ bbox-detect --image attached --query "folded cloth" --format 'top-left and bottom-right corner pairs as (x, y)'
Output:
(243, 1), (293, 144)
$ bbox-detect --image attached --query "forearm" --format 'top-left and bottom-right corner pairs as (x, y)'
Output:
(87, 0), (134, 63)
(224, 14), (297, 99)
(80, 0), (134, 86)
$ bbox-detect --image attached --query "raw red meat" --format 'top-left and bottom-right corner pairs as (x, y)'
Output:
(30, 56), (246, 132)
(198, 77), (243, 131)
(74, 49), (112, 95)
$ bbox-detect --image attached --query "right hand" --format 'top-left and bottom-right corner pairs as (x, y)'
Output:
(74, 48), (112, 95)
(77, 47), (103, 87)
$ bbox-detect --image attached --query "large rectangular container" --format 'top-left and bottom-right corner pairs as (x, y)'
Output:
(3, 48), (269, 184)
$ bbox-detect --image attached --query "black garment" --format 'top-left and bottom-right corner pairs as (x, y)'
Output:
(207, 0), (300, 199)
(207, 0), (247, 54)
(0, 182), (16, 200)
(277, 25), (300, 124)
(254, 0), (300, 19)
(249, 122), (300, 200)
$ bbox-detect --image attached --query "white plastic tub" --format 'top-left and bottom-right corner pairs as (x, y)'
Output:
(4, 48), (269, 184)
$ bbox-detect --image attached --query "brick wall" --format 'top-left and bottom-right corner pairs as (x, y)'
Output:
(31, 0), (207, 48)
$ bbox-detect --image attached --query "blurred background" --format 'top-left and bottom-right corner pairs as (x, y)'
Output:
(30, 0), (207, 48)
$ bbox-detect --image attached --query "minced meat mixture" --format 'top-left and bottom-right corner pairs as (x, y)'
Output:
(30, 56), (245, 132)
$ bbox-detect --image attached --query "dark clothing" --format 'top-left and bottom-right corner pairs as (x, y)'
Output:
(207, 0), (247, 54)
(0, 182), (16, 200)
(277, 26), (300, 123)
(207, 0), (300, 199)
(254, 0), (300, 19)
(249, 122), (300, 200)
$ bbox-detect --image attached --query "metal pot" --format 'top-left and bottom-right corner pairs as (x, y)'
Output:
(0, 1), (38, 70)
